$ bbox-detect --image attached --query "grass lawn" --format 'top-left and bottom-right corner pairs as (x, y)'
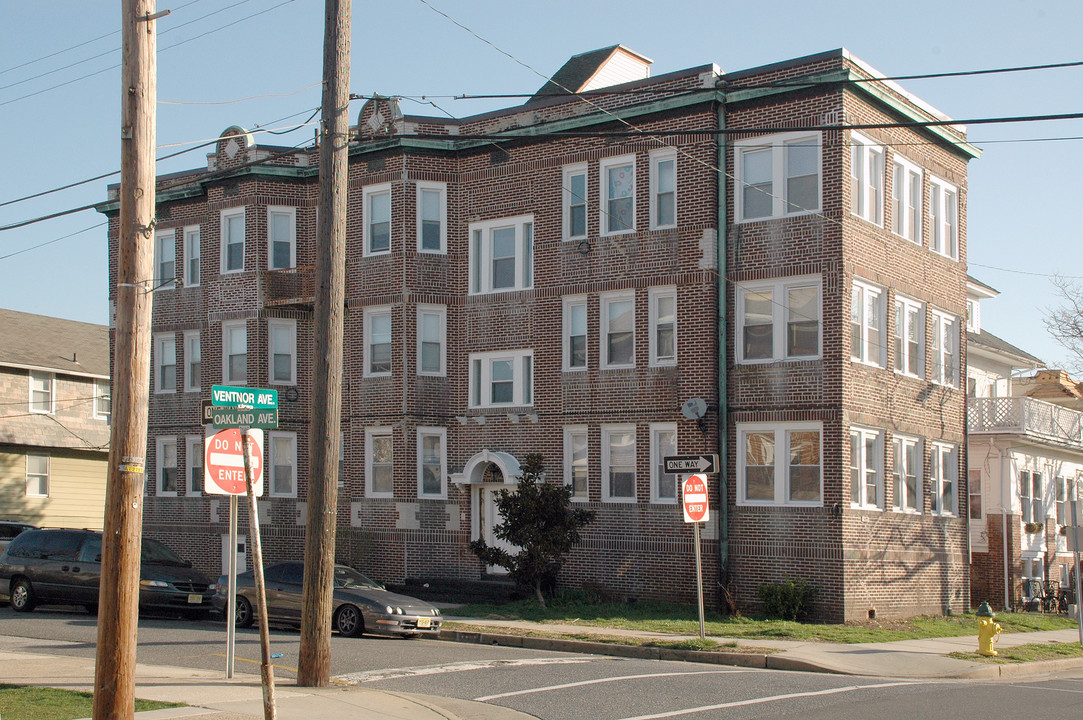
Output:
(949, 642), (1083, 664)
(0, 684), (183, 720)
(450, 597), (1079, 644)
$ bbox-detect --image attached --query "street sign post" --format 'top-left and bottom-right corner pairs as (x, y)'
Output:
(681, 473), (709, 639)
(664, 454), (719, 475)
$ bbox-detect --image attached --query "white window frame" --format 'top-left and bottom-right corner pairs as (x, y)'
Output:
(364, 306), (393, 378)
(221, 207), (246, 274)
(563, 426), (589, 502)
(267, 319), (297, 386)
(185, 435), (203, 497)
(600, 154), (636, 236)
(969, 469), (983, 521)
(930, 176), (959, 260)
(184, 330), (201, 393)
(157, 435), (179, 497)
(154, 333), (177, 394)
(892, 435), (922, 513)
(930, 441), (958, 516)
(363, 183), (392, 256)
(850, 427), (883, 509)
(562, 296), (588, 372)
(930, 310), (958, 387)
(183, 224), (201, 288)
(649, 148), (677, 231)
(468, 214), (534, 294)
(736, 275), (821, 363)
(416, 427), (447, 499)
(365, 427), (394, 498)
(29, 371), (55, 414)
(469, 349), (533, 408)
(851, 279), (886, 368)
(600, 291), (636, 370)
(416, 304), (446, 377)
(736, 421), (823, 507)
(222, 320), (247, 385)
(891, 156), (923, 245)
(648, 286), (677, 367)
(154, 229), (176, 290)
(734, 131), (821, 222)
(268, 431), (298, 498)
(562, 163), (588, 241)
(601, 424), (637, 503)
(26, 454), (49, 498)
(94, 379), (111, 420)
(966, 298), (981, 333)
(893, 296), (925, 378)
(416, 181), (447, 253)
(650, 423), (678, 504)
(267, 206), (296, 270)
(1020, 469), (1044, 524)
(1055, 475), (1070, 526)
(850, 132), (884, 226)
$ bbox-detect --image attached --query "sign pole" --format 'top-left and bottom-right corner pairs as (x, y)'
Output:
(681, 474), (710, 641)
(693, 519), (705, 640)
(241, 427), (276, 719)
(226, 494), (238, 679)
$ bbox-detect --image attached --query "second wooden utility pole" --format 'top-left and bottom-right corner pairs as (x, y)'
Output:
(298, 0), (351, 687)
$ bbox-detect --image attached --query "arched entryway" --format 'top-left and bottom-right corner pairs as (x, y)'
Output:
(452, 451), (521, 575)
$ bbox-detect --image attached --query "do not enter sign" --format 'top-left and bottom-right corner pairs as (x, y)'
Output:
(204, 427), (264, 496)
(682, 473), (709, 523)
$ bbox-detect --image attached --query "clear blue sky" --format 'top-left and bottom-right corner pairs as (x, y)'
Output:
(2, 0), (1081, 370)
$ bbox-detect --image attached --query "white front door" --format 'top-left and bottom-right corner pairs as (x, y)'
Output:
(477, 484), (516, 575)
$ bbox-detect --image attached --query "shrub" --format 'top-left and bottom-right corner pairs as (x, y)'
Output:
(757, 575), (817, 621)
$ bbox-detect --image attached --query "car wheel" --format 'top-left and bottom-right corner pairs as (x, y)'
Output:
(10, 578), (36, 612)
(334, 604), (364, 637)
(235, 596), (255, 628)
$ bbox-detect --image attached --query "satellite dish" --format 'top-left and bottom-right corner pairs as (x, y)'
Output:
(681, 398), (707, 420)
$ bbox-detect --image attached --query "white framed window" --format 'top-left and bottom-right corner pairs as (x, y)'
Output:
(893, 296), (924, 378)
(892, 435), (922, 512)
(562, 296), (588, 371)
(94, 379), (111, 420)
(649, 286), (677, 367)
(930, 310), (958, 387)
(469, 349), (533, 407)
(1020, 469), (1043, 524)
(737, 422), (822, 506)
(966, 298), (980, 333)
(1055, 475), (1070, 525)
(562, 163), (588, 240)
(930, 176), (959, 260)
(969, 469), (983, 520)
(364, 184), (392, 255)
(850, 132), (884, 226)
(602, 424), (636, 502)
(737, 276), (820, 363)
(222, 320), (247, 384)
(365, 427), (394, 498)
(186, 435), (203, 496)
(930, 442), (958, 516)
(650, 423), (678, 504)
(154, 333), (177, 394)
(735, 132), (820, 221)
(469, 215), (534, 294)
(221, 207), (246, 273)
(183, 225), (201, 287)
(416, 182), (447, 253)
(600, 154), (636, 235)
(563, 426), (589, 501)
(649, 148), (677, 230)
(417, 427), (446, 499)
(154, 229), (176, 290)
(184, 331), (201, 392)
(157, 436), (178, 496)
(416, 304), (446, 376)
(851, 279), (886, 367)
(850, 427), (883, 509)
(29, 371), (54, 414)
(891, 157), (922, 245)
(268, 431), (297, 497)
(601, 291), (635, 369)
(364, 306), (392, 377)
(267, 206), (296, 270)
(268, 319), (297, 385)
(26, 454), (49, 497)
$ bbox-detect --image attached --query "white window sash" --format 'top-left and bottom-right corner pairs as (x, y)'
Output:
(562, 296), (588, 371)
(416, 427), (446, 499)
(893, 297), (924, 378)
(268, 432), (298, 497)
(468, 350), (533, 408)
(184, 331), (201, 392)
(155, 334), (177, 394)
(29, 371), (55, 414)
(365, 307), (393, 377)
(183, 225), (201, 287)
(416, 305), (446, 376)
(267, 206), (297, 270)
(850, 133), (884, 226)
(222, 321), (247, 385)
(649, 287), (677, 367)
(26, 454), (50, 497)
(650, 423), (678, 504)
(736, 276), (821, 363)
(268, 319), (297, 385)
(599, 155), (636, 236)
(649, 149), (677, 231)
(562, 164), (588, 240)
(601, 425), (636, 502)
(416, 182), (447, 253)
(154, 229), (176, 290)
(851, 280), (885, 367)
(363, 185), (392, 256)
(365, 428), (394, 498)
(850, 427), (883, 509)
(468, 215), (534, 294)
(601, 291), (635, 369)
(186, 435), (203, 496)
(737, 422), (823, 506)
(734, 132), (821, 222)
(157, 436), (179, 496)
(221, 208), (246, 273)
(891, 436), (922, 513)
(563, 426), (589, 501)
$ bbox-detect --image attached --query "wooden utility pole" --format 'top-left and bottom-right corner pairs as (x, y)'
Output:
(93, 1), (160, 718)
(298, 0), (351, 687)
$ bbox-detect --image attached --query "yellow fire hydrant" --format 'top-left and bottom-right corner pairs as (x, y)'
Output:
(976, 601), (1002, 657)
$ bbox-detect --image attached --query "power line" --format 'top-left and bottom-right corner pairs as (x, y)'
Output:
(0, 222), (106, 261)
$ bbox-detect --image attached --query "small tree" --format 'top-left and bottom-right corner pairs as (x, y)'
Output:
(1045, 276), (1083, 372)
(469, 454), (595, 607)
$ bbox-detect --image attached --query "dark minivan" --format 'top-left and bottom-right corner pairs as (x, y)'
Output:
(0, 529), (216, 617)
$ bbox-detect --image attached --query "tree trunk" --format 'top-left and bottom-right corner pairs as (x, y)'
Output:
(535, 580), (547, 608)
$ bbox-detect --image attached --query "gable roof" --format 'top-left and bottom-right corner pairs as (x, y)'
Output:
(531, 45), (653, 101)
(967, 328), (1044, 369)
(0, 308), (109, 378)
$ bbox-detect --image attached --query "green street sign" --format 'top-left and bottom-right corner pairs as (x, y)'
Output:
(210, 406), (279, 430)
(211, 385), (278, 410)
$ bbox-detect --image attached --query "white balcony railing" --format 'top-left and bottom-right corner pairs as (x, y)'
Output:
(968, 396), (1083, 449)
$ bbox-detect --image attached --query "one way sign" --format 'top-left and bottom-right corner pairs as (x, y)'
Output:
(664, 454), (719, 474)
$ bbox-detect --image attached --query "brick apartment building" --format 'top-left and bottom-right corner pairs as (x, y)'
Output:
(101, 46), (979, 621)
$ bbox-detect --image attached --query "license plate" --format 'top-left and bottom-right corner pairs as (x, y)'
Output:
(416, 617), (431, 628)
(187, 594), (202, 604)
